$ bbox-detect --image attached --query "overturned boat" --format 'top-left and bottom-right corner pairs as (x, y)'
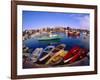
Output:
(30, 48), (43, 63)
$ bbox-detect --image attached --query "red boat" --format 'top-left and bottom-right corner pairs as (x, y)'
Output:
(64, 46), (88, 64)
(68, 31), (80, 37)
(64, 46), (80, 61)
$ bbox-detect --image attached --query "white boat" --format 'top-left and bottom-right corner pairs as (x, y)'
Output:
(30, 48), (43, 63)
(39, 46), (55, 61)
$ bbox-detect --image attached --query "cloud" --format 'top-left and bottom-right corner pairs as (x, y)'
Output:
(79, 15), (90, 30)
(67, 13), (90, 30)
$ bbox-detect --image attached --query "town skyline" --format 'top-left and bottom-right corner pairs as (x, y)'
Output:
(22, 11), (90, 31)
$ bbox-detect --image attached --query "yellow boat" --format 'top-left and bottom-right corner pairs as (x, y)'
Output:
(46, 50), (68, 65)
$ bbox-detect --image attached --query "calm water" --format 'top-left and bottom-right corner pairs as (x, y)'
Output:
(23, 32), (89, 53)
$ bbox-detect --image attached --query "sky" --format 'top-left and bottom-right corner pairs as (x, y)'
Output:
(22, 11), (90, 31)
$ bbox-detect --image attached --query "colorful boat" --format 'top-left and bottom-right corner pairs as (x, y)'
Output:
(37, 34), (61, 41)
(30, 48), (43, 63)
(39, 44), (66, 62)
(49, 44), (66, 57)
(64, 46), (80, 61)
(39, 46), (55, 61)
(68, 48), (88, 64)
(46, 50), (68, 65)
(43, 44), (66, 64)
(63, 46), (88, 64)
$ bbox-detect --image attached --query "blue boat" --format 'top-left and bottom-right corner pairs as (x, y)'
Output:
(39, 46), (55, 61)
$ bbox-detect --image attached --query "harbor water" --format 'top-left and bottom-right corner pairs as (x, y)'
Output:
(23, 32), (89, 53)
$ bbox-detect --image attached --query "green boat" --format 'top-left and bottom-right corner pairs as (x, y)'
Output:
(37, 34), (61, 41)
